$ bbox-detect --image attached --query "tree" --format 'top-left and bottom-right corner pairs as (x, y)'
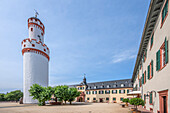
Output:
(29, 84), (53, 106)
(67, 88), (81, 104)
(53, 85), (69, 104)
(122, 98), (129, 106)
(4, 90), (23, 102)
(0, 93), (5, 101)
(129, 98), (145, 112)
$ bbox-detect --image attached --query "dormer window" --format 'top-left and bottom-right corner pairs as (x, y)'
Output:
(107, 85), (110, 88)
(94, 86), (97, 89)
(100, 85), (104, 88)
(113, 84), (117, 87)
(121, 84), (125, 87)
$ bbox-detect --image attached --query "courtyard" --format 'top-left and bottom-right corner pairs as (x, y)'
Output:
(0, 102), (130, 113)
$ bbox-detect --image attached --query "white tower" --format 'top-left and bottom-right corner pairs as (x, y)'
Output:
(21, 14), (50, 103)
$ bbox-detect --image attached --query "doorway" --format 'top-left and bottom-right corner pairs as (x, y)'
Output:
(99, 98), (103, 103)
(158, 90), (168, 113)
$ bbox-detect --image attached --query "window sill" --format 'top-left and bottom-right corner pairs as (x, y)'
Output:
(158, 64), (167, 72)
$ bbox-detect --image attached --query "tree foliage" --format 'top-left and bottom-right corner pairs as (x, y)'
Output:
(0, 93), (5, 101)
(4, 90), (23, 101)
(29, 84), (53, 106)
(129, 98), (145, 111)
(29, 84), (80, 106)
(67, 88), (81, 104)
(122, 98), (129, 103)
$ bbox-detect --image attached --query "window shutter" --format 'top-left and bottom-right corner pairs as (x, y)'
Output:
(145, 49), (147, 58)
(105, 90), (106, 94)
(165, 37), (168, 64)
(119, 90), (121, 94)
(145, 71), (146, 83)
(112, 90), (113, 94)
(116, 90), (117, 94)
(156, 50), (160, 71)
(150, 92), (153, 104)
(127, 89), (129, 93)
(142, 74), (144, 84)
(109, 90), (110, 94)
(148, 65), (150, 79)
(124, 90), (125, 93)
(151, 60), (153, 77)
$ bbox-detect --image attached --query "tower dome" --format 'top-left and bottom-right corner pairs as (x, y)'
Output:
(22, 14), (49, 104)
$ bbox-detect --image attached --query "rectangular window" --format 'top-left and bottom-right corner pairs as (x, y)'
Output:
(143, 49), (147, 62)
(144, 94), (146, 103)
(120, 97), (124, 101)
(92, 91), (94, 94)
(113, 98), (116, 101)
(102, 90), (104, 94)
(31, 28), (33, 31)
(148, 60), (154, 80)
(161, 0), (169, 26)
(106, 97), (109, 101)
(150, 33), (154, 49)
(142, 71), (146, 85)
(119, 90), (125, 94)
(105, 90), (110, 94)
(156, 38), (168, 71)
(112, 90), (117, 94)
(149, 92), (153, 104)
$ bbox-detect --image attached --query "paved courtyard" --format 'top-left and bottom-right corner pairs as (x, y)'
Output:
(0, 102), (130, 113)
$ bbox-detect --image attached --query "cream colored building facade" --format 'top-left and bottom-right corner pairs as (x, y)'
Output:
(70, 78), (133, 103)
(132, 0), (170, 113)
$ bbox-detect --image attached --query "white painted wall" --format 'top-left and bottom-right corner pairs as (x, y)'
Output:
(133, 1), (170, 112)
(23, 52), (48, 103)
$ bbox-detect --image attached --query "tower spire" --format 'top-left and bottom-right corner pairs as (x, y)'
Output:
(34, 9), (39, 18)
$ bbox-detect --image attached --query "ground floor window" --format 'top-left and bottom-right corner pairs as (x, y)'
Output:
(106, 97), (109, 101)
(120, 97), (124, 101)
(93, 98), (96, 100)
(87, 98), (90, 100)
(113, 98), (116, 101)
(149, 92), (153, 105)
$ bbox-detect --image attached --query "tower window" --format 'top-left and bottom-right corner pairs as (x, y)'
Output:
(44, 49), (46, 52)
(31, 28), (33, 32)
(24, 44), (26, 47)
(41, 32), (43, 36)
(32, 44), (35, 47)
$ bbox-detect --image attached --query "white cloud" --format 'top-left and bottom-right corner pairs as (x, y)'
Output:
(111, 49), (136, 63)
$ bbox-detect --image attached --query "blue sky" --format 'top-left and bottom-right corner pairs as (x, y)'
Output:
(0, 0), (150, 93)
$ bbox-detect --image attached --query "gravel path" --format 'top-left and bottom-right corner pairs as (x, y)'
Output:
(0, 102), (129, 113)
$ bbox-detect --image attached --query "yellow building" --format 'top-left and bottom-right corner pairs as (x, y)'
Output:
(70, 77), (133, 103)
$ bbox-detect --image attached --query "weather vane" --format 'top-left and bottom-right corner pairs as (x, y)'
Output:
(34, 9), (39, 18)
